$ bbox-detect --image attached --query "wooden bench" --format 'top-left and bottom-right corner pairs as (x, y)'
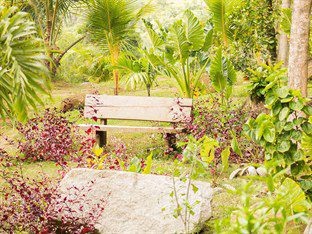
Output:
(78, 95), (193, 147)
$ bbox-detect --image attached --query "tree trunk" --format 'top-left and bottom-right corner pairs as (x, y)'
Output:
(277, 0), (291, 66)
(288, 0), (312, 97)
(113, 69), (119, 95)
(112, 47), (120, 95)
(147, 84), (151, 96)
(52, 36), (85, 76)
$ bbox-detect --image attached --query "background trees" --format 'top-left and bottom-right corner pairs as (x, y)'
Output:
(3, 0), (85, 76)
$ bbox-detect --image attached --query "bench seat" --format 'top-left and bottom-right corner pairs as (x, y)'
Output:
(78, 124), (183, 133)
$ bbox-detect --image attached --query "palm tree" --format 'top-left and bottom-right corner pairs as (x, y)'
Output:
(117, 54), (157, 96)
(0, 6), (50, 122)
(85, 0), (152, 95)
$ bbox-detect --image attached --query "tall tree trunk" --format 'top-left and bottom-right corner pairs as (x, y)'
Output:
(113, 69), (119, 95)
(112, 47), (120, 95)
(52, 36), (85, 76)
(146, 84), (151, 96)
(278, 0), (291, 66)
(288, 0), (312, 97)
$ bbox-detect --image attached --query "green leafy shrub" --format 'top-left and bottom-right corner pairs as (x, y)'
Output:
(215, 178), (311, 233)
(244, 83), (312, 197)
(248, 62), (287, 103)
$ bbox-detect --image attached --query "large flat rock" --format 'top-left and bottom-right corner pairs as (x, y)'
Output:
(304, 219), (312, 234)
(56, 168), (213, 234)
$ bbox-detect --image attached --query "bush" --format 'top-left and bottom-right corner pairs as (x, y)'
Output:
(0, 160), (108, 233)
(215, 178), (310, 233)
(17, 108), (95, 165)
(228, 0), (278, 73)
(186, 96), (263, 164)
(248, 62), (287, 104)
(244, 86), (312, 198)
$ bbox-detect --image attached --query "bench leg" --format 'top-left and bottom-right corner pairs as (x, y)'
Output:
(96, 119), (107, 147)
(96, 131), (107, 147)
(165, 133), (177, 149)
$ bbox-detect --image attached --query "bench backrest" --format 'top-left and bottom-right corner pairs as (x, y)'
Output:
(84, 95), (193, 122)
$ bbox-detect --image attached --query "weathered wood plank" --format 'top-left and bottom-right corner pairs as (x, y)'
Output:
(85, 95), (193, 107)
(84, 105), (191, 122)
(78, 124), (183, 133)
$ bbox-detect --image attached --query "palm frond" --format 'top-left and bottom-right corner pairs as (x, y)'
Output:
(0, 6), (50, 122)
(85, 0), (146, 51)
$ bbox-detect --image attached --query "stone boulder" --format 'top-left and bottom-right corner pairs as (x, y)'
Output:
(56, 168), (213, 234)
(304, 218), (312, 234)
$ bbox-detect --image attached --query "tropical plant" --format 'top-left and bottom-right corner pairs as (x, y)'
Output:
(209, 47), (237, 103)
(85, 0), (153, 95)
(0, 6), (50, 122)
(143, 10), (212, 98)
(248, 62), (287, 103)
(204, 0), (243, 47)
(117, 54), (157, 96)
(244, 83), (312, 198)
(215, 178), (311, 233)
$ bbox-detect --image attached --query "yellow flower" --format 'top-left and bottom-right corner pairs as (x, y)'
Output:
(93, 147), (104, 157)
